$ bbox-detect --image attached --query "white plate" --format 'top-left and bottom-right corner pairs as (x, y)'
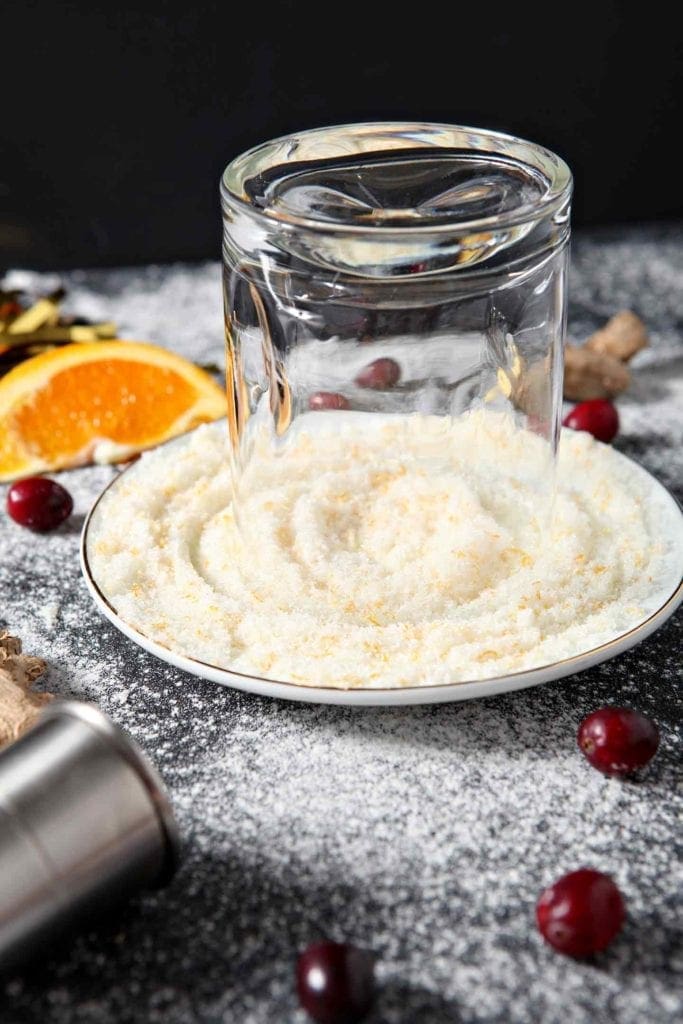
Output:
(81, 440), (683, 707)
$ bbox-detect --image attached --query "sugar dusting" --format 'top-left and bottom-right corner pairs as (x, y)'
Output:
(1, 225), (682, 1023)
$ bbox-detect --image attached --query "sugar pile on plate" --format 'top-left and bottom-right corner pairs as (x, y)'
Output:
(87, 410), (676, 689)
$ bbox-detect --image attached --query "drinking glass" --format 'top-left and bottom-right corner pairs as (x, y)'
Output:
(221, 122), (572, 534)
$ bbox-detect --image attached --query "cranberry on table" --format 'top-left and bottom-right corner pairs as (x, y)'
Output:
(296, 941), (376, 1024)
(354, 357), (401, 390)
(578, 706), (660, 776)
(536, 868), (625, 958)
(309, 392), (351, 411)
(562, 398), (619, 443)
(0, 299), (24, 320)
(6, 477), (73, 531)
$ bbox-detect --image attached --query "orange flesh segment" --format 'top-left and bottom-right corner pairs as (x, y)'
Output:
(9, 359), (198, 460)
(0, 435), (24, 477)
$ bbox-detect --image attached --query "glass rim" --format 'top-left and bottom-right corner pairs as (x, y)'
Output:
(220, 120), (572, 237)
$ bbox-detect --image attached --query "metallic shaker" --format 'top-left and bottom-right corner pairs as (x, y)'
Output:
(0, 701), (180, 971)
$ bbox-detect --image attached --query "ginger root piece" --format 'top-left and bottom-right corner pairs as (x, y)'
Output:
(0, 631), (52, 749)
(563, 346), (631, 401)
(563, 310), (648, 401)
(585, 310), (649, 363)
(509, 359), (548, 418)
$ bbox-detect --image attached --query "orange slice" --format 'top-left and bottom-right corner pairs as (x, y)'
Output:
(0, 341), (227, 481)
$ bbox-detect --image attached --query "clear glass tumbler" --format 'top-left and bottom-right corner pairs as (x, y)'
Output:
(221, 122), (571, 547)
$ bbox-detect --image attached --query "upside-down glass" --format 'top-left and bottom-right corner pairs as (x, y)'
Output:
(221, 123), (571, 534)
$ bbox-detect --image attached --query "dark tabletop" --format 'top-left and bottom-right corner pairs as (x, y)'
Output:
(0, 223), (681, 1023)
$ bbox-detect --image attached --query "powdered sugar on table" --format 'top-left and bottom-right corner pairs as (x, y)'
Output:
(1, 225), (682, 1024)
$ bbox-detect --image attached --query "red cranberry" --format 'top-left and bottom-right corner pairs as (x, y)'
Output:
(296, 941), (376, 1024)
(309, 392), (350, 411)
(536, 868), (625, 957)
(6, 477), (73, 532)
(563, 399), (619, 443)
(578, 707), (660, 776)
(0, 299), (23, 320)
(354, 357), (401, 390)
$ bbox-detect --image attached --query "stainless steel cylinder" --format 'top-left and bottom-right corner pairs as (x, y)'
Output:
(0, 701), (180, 971)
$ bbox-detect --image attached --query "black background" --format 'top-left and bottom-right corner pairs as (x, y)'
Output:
(2, 1), (682, 269)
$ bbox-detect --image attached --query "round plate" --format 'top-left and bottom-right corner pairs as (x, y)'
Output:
(81, 439), (683, 707)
